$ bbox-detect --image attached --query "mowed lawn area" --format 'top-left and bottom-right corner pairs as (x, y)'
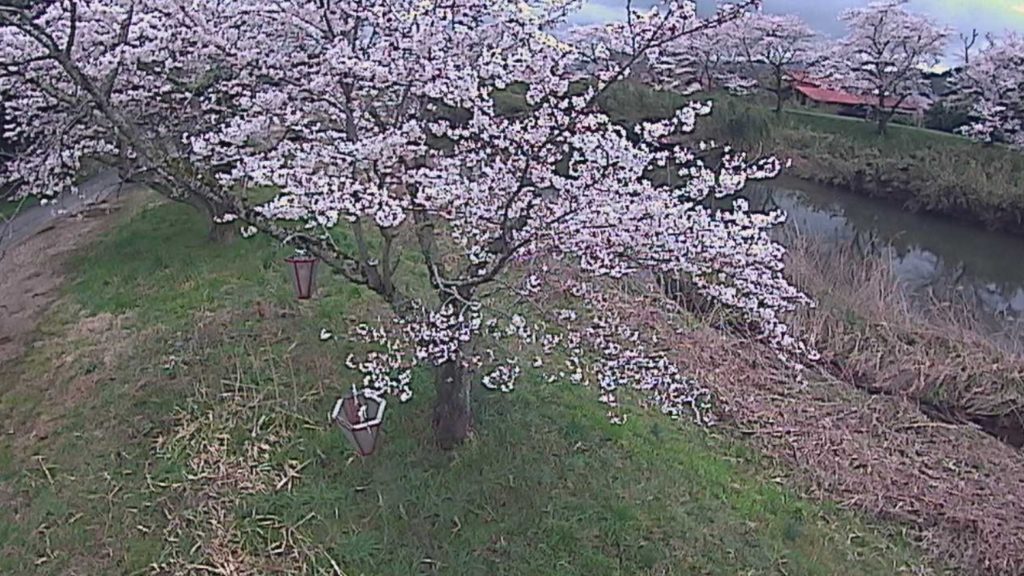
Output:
(0, 201), (934, 575)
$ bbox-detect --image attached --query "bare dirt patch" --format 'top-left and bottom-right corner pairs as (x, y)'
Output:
(8, 310), (136, 453)
(0, 195), (145, 455)
(0, 202), (127, 366)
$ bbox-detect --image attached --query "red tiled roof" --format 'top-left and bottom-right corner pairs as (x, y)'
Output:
(794, 84), (865, 106)
(793, 83), (921, 112)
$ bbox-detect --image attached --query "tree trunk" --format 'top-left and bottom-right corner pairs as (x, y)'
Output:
(432, 358), (472, 449)
(183, 193), (236, 243)
(774, 71), (784, 114)
(877, 113), (890, 135)
(876, 98), (890, 135)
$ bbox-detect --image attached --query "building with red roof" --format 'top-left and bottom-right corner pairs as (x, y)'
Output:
(786, 72), (927, 119)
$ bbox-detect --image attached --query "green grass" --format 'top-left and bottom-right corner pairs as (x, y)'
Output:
(687, 88), (1024, 232)
(0, 195), (38, 221)
(769, 109), (1024, 231)
(0, 203), (935, 574)
(777, 107), (971, 146)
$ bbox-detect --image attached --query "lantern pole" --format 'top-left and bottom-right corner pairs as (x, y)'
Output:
(351, 383), (363, 423)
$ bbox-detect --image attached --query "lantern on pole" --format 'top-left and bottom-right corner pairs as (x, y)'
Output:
(285, 252), (318, 300)
(330, 387), (387, 456)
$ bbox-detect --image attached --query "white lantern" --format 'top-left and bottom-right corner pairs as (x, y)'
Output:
(330, 389), (387, 456)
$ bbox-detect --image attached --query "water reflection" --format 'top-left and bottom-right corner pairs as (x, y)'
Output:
(744, 176), (1024, 319)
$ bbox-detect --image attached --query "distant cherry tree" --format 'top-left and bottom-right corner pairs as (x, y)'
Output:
(651, 16), (754, 95)
(957, 33), (1024, 149)
(1, 0), (810, 448)
(739, 13), (824, 114)
(831, 0), (950, 134)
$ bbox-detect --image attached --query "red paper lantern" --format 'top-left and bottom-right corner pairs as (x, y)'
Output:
(330, 390), (387, 456)
(285, 255), (318, 300)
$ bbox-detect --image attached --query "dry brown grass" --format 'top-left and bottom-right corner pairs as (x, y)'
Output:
(783, 233), (1024, 447)
(148, 323), (344, 576)
(565, 269), (1024, 575)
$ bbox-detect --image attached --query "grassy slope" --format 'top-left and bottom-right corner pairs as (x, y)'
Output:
(0, 196), (38, 221)
(0, 203), (932, 575)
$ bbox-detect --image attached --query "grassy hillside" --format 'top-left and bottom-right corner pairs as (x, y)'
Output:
(0, 202), (934, 575)
(768, 109), (1024, 230)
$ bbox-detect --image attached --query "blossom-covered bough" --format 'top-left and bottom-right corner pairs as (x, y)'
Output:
(957, 33), (1024, 149)
(1, 0), (811, 448)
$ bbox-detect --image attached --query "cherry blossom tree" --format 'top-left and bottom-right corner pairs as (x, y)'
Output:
(739, 13), (823, 114)
(832, 0), (949, 134)
(0, 91), (11, 169)
(567, 23), (656, 83)
(957, 33), (1024, 149)
(650, 16), (754, 95)
(568, 10), (752, 93)
(1, 0), (810, 448)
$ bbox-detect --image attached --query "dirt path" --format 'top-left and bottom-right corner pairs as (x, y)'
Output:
(0, 170), (128, 253)
(0, 174), (139, 366)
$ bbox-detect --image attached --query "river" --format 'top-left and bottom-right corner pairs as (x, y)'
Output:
(746, 176), (1024, 322)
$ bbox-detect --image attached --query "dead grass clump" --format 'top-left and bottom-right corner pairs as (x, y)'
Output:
(783, 233), (1024, 447)
(148, 331), (342, 576)
(678, 325), (1024, 576)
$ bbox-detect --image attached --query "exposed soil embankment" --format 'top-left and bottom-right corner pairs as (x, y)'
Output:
(0, 193), (135, 366)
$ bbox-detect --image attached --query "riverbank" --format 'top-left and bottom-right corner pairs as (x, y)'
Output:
(595, 82), (1024, 235)
(769, 110), (1024, 234)
(747, 176), (1024, 320)
(652, 232), (1024, 575)
(783, 233), (1024, 447)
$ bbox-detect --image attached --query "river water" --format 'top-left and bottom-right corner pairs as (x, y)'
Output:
(746, 177), (1024, 322)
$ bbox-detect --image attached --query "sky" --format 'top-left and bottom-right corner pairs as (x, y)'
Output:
(574, 1), (1024, 48)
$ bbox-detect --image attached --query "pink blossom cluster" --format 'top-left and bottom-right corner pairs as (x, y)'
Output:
(549, 277), (715, 422)
(1, 0), (252, 198)
(958, 33), (1024, 149)
(406, 302), (484, 366)
(346, 323), (414, 402)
